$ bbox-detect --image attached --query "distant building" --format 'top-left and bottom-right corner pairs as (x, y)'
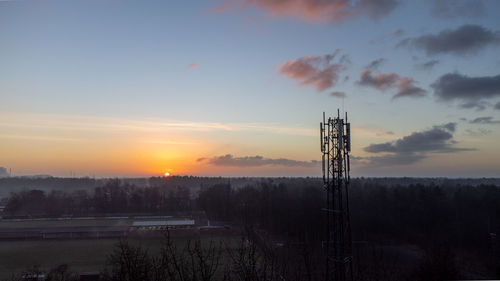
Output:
(21, 274), (45, 281)
(131, 219), (195, 230)
(0, 167), (9, 178)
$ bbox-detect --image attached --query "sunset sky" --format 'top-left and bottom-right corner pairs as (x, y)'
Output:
(1, 0), (500, 177)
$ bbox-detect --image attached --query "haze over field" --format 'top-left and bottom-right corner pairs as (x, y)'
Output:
(1, 0), (500, 177)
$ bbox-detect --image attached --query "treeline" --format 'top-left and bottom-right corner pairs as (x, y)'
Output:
(198, 180), (499, 252)
(350, 182), (500, 252)
(3, 180), (192, 217)
(197, 180), (500, 279)
(0, 176), (274, 198)
(198, 182), (324, 243)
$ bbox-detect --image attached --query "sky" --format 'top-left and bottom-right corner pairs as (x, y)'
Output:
(1, 0), (500, 178)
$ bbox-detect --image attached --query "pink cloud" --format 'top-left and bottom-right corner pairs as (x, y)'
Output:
(358, 70), (427, 99)
(359, 70), (399, 90)
(330, 91), (346, 98)
(213, 0), (398, 23)
(188, 63), (199, 69)
(394, 77), (426, 99)
(279, 51), (348, 91)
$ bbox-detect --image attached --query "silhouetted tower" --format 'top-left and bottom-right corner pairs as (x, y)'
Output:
(321, 110), (353, 281)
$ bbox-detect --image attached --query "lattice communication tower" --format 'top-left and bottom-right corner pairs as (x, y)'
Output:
(320, 110), (353, 281)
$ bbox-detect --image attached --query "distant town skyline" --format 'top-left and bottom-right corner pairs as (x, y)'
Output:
(1, 0), (500, 177)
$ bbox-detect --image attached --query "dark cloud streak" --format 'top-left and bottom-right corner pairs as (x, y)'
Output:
(417, 59), (439, 70)
(364, 58), (386, 71)
(398, 25), (499, 56)
(362, 123), (472, 166)
(198, 154), (319, 167)
(469, 117), (500, 124)
(431, 73), (500, 109)
(495, 102), (500, 110)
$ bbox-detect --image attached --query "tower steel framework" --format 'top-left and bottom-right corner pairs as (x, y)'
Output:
(320, 110), (353, 281)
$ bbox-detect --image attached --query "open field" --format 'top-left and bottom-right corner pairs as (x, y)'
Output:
(0, 215), (236, 279)
(0, 236), (239, 280)
(0, 238), (131, 279)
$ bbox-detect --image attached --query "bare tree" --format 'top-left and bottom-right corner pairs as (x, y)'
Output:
(157, 232), (223, 281)
(226, 237), (279, 281)
(102, 240), (152, 281)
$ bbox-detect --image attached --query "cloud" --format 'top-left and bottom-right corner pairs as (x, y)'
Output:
(188, 63), (199, 69)
(364, 58), (386, 71)
(0, 167), (9, 178)
(198, 154), (319, 167)
(362, 123), (472, 166)
(393, 77), (426, 99)
(214, 0), (399, 23)
(431, 73), (500, 108)
(358, 70), (426, 99)
(279, 50), (348, 91)
(496, 102), (500, 110)
(363, 153), (426, 166)
(427, 0), (484, 19)
(366, 122), (461, 153)
(469, 116), (500, 124)
(459, 101), (489, 111)
(359, 70), (399, 90)
(417, 59), (439, 70)
(465, 128), (492, 136)
(330, 91), (346, 98)
(397, 25), (500, 56)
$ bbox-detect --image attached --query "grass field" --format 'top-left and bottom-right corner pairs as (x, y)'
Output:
(0, 238), (170, 279)
(0, 236), (240, 280)
(0, 216), (236, 279)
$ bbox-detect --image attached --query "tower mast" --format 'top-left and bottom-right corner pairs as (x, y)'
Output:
(321, 110), (353, 281)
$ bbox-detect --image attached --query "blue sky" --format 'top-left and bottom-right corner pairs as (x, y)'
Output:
(1, 0), (500, 177)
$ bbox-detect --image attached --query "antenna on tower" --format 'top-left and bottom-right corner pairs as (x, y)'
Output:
(320, 110), (353, 281)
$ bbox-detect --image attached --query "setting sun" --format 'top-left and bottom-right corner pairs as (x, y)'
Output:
(164, 172), (170, 177)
